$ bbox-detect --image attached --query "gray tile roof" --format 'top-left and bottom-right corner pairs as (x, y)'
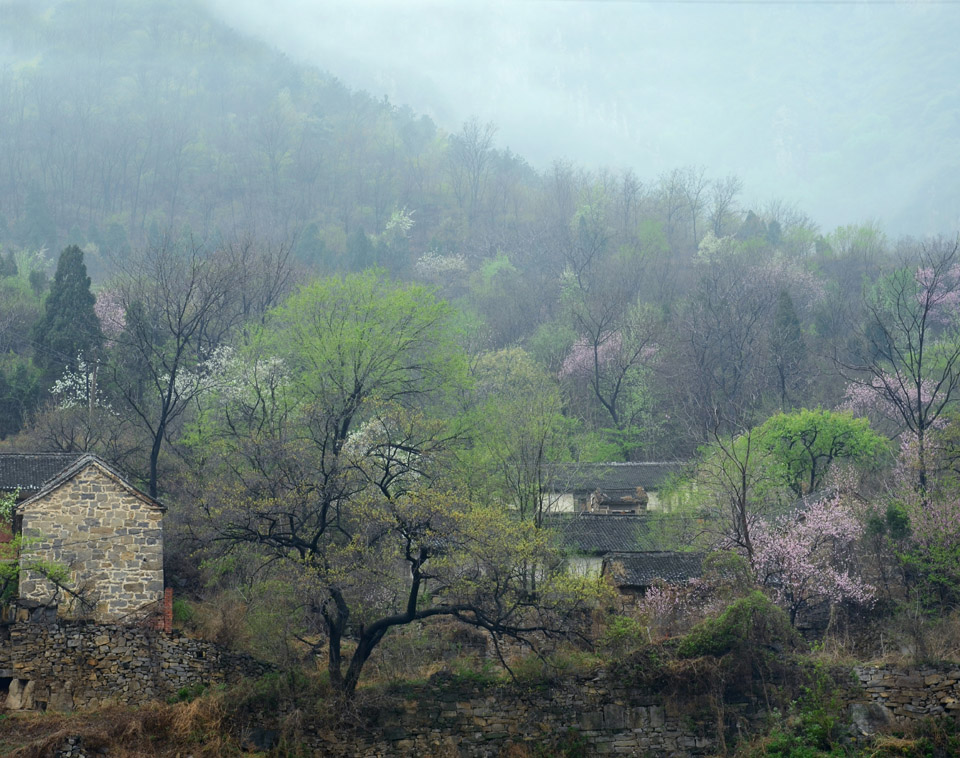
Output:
(545, 513), (658, 554)
(602, 551), (704, 588)
(0, 453), (82, 493)
(543, 462), (689, 494)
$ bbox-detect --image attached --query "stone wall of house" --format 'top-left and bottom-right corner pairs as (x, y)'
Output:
(18, 465), (164, 623)
(0, 621), (270, 711)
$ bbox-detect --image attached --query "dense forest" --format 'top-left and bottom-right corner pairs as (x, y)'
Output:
(2, 2), (960, 755)
(0, 0), (916, 461)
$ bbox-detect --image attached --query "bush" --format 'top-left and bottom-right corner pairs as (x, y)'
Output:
(678, 591), (800, 659)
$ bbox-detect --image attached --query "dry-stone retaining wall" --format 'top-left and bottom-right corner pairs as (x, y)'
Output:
(4, 621), (960, 758)
(855, 664), (960, 720)
(302, 673), (724, 757)
(295, 666), (960, 757)
(0, 621), (269, 711)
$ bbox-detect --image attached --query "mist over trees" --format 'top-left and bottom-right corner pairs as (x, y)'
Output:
(3, 0), (960, 704)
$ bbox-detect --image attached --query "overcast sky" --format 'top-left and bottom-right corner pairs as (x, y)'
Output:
(203, 0), (960, 236)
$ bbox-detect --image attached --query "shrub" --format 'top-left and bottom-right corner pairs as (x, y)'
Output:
(678, 591), (800, 659)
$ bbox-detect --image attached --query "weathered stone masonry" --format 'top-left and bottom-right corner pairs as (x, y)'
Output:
(5, 626), (960, 758)
(0, 621), (270, 711)
(18, 461), (164, 622)
(297, 665), (960, 757)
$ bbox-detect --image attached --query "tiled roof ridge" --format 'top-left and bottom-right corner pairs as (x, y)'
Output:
(0, 452), (84, 492)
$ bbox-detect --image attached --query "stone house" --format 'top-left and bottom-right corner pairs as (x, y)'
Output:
(546, 512), (657, 577)
(0, 453), (165, 623)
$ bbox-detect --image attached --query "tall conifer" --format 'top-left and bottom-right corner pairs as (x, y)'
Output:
(32, 245), (103, 379)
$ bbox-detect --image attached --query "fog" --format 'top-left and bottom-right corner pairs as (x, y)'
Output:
(204, 0), (960, 236)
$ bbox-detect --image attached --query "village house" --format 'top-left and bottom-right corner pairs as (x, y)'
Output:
(546, 511), (703, 596)
(541, 461), (689, 514)
(0, 453), (165, 624)
(600, 551), (703, 597)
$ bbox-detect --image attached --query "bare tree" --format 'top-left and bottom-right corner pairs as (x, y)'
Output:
(709, 175), (743, 237)
(447, 117), (497, 222)
(840, 236), (960, 494)
(106, 238), (290, 497)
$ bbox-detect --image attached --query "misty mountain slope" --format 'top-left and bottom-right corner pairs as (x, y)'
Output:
(0, 0), (497, 272)
(207, 0), (960, 236)
(1, 0), (957, 276)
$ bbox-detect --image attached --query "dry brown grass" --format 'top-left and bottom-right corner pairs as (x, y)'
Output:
(0, 693), (240, 758)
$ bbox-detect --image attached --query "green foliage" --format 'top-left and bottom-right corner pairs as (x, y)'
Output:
(678, 591), (799, 659)
(770, 290), (806, 407)
(168, 682), (209, 704)
(734, 662), (848, 757)
(526, 319), (577, 373)
(0, 527), (72, 604)
(172, 597), (195, 626)
(31, 244), (103, 377)
(0, 487), (18, 524)
(0, 354), (42, 439)
(755, 408), (888, 496)
(463, 346), (574, 521)
(0, 250), (17, 278)
(264, 269), (467, 412)
(869, 718), (960, 758)
(600, 614), (647, 656)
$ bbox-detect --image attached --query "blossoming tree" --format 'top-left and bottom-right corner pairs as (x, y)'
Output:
(752, 493), (874, 624)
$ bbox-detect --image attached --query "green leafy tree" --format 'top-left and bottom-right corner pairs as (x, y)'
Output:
(0, 250), (17, 278)
(0, 356), (42, 439)
(465, 347), (574, 528)
(346, 226), (375, 271)
(193, 272), (596, 696)
(31, 245), (103, 381)
(755, 408), (888, 497)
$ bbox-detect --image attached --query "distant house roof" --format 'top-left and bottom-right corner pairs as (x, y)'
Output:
(16, 454), (164, 513)
(545, 513), (658, 554)
(543, 462), (688, 494)
(0, 453), (83, 494)
(602, 551), (704, 589)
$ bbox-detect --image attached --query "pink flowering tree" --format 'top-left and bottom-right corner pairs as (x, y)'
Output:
(94, 289), (126, 346)
(840, 237), (960, 493)
(559, 300), (660, 449)
(751, 494), (874, 625)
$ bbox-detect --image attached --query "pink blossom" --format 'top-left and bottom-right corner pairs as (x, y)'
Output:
(95, 290), (126, 341)
(916, 264), (960, 326)
(839, 375), (945, 433)
(635, 576), (719, 639)
(752, 494), (873, 622)
(559, 331), (658, 379)
(559, 331), (623, 379)
(909, 496), (960, 551)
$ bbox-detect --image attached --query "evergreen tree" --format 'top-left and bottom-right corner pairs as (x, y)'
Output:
(0, 251), (17, 278)
(347, 226), (375, 271)
(31, 245), (103, 380)
(769, 290), (806, 408)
